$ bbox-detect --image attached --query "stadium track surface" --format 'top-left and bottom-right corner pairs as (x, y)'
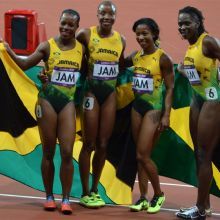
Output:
(0, 175), (220, 220)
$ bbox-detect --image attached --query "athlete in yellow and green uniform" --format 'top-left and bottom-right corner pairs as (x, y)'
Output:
(183, 33), (220, 103)
(76, 0), (126, 208)
(85, 25), (123, 104)
(176, 6), (220, 220)
(132, 48), (164, 116)
(125, 18), (174, 214)
(39, 38), (83, 113)
(2, 9), (85, 214)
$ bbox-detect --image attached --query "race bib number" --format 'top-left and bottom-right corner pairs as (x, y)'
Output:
(132, 73), (153, 93)
(83, 97), (94, 110)
(184, 65), (201, 85)
(205, 87), (218, 100)
(51, 67), (79, 87)
(93, 61), (119, 80)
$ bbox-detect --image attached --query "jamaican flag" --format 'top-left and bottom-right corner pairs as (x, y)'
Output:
(0, 43), (131, 204)
(114, 66), (220, 198)
(0, 43), (219, 206)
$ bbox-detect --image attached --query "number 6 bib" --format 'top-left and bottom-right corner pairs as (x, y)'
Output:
(205, 87), (218, 100)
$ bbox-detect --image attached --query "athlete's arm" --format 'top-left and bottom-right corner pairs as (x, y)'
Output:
(159, 53), (174, 131)
(80, 44), (88, 78)
(124, 51), (138, 67)
(118, 35), (126, 71)
(76, 28), (91, 73)
(203, 35), (220, 61)
(76, 28), (90, 48)
(3, 41), (49, 70)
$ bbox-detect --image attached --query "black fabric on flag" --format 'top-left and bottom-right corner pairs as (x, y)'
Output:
(0, 59), (37, 137)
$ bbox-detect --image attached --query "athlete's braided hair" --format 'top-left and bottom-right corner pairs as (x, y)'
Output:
(132, 18), (160, 47)
(178, 6), (206, 35)
(60, 9), (80, 23)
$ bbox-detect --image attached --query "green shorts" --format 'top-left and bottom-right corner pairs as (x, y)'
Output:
(85, 79), (116, 105)
(133, 96), (163, 117)
(39, 83), (75, 113)
(191, 84), (220, 111)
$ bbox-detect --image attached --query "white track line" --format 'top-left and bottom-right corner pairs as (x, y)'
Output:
(135, 180), (194, 188)
(0, 193), (219, 216)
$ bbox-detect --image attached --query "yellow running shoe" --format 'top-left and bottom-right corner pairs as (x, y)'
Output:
(147, 193), (165, 214)
(129, 197), (149, 212)
(79, 195), (99, 208)
(90, 192), (105, 207)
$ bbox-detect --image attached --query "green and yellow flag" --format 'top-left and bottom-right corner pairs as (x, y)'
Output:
(0, 43), (219, 206)
(0, 43), (131, 204)
(115, 66), (220, 198)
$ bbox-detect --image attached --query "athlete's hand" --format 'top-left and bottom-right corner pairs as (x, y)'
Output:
(158, 115), (170, 132)
(38, 68), (48, 83)
(177, 62), (187, 77)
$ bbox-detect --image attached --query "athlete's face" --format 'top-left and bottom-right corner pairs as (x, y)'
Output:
(178, 13), (199, 41)
(97, 4), (116, 30)
(59, 13), (79, 40)
(135, 24), (155, 51)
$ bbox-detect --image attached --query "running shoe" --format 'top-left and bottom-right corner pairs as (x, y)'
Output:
(129, 197), (149, 212)
(44, 195), (57, 211)
(147, 193), (165, 214)
(205, 208), (212, 217)
(79, 195), (100, 208)
(61, 198), (72, 215)
(80, 195), (92, 207)
(180, 207), (212, 217)
(90, 192), (105, 207)
(176, 206), (206, 219)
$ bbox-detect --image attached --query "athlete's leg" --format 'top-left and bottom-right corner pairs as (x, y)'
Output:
(196, 101), (220, 212)
(57, 102), (76, 200)
(131, 108), (148, 198)
(189, 100), (211, 210)
(136, 110), (162, 196)
(37, 98), (57, 197)
(79, 93), (99, 196)
(91, 91), (116, 192)
(189, 99), (200, 165)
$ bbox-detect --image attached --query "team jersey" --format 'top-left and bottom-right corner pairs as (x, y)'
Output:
(87, 26), (123, 88)
(183, 33), (220, 101)
(45, 38), (83, 98)
(132, 48), (164, 110)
